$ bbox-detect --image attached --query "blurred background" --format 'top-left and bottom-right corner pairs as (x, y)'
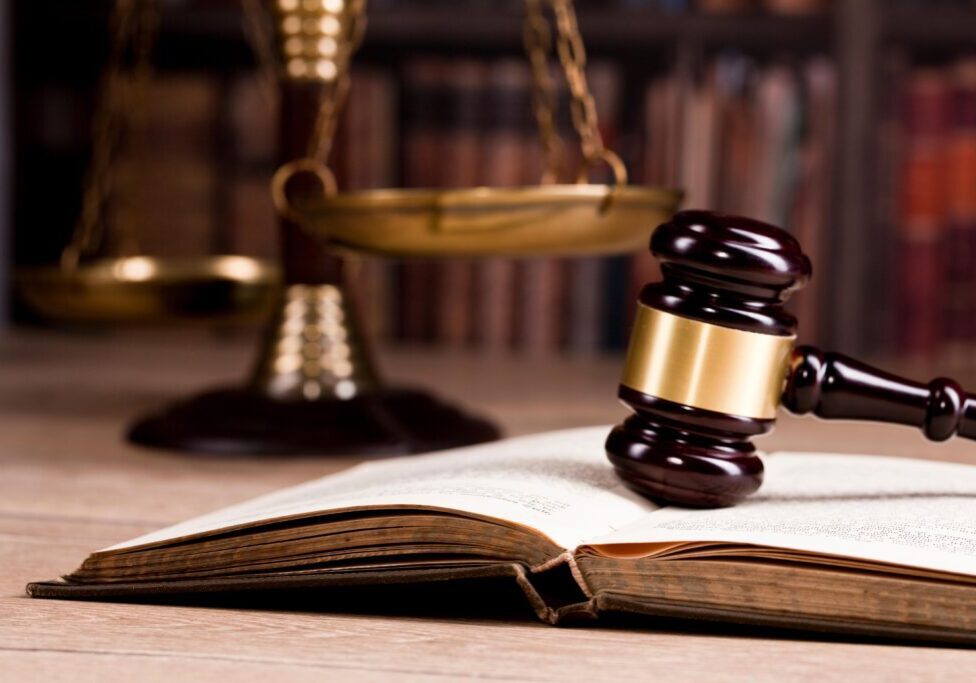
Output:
(7, 0), (976, 373)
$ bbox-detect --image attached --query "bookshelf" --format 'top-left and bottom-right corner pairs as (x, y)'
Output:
(15, 0), (976, 359)
(17, 4), (837, 75)
(886, 6), (976, 47)
(365, 9), (831, 51)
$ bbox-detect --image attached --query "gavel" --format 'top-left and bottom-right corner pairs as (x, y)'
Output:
(606, 210), (976, 508)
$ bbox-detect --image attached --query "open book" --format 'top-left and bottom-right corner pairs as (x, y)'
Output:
(28, 426), (976, 643)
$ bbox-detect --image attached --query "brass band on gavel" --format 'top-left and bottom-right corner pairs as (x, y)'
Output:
(620, 305), (795, 421)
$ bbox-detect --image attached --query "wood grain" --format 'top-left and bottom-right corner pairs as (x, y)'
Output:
(3, 330), (976, 681)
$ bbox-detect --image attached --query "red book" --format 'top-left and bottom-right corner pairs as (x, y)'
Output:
(792, 58), (836, 346)
(943, 58), (976, 360)
(514, 63), (567, 356)
(564, 61), (620, 353)
(399, 59), (446, 344)
(898, 68), (950, 359)
(115, 75), (219, 259)
(435, 60), (486, 348)
(475, 60), (528, 352)
(865, 51), (908, 357)
(631, 70), (684, 310)
(344, 68), (397, 344)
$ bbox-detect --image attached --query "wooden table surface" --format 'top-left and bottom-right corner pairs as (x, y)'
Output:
(4, 330), (976, 681)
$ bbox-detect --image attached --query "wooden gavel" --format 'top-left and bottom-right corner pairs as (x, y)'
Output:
(606, 210), (976, 508)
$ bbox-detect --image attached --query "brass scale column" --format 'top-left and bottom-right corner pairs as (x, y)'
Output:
(127, 0), (499, 454)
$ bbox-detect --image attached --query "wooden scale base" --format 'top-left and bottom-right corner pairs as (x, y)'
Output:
(127, 282), (501, 456)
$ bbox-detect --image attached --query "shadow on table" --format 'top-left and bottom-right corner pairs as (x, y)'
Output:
(50, 576), (972, 650)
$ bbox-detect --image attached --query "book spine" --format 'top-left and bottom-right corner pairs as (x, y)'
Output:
(780, 59), (814, 337)
(943, 58), (976, 365)
(435, 60), (486, 348)
(345, 68), (398, 344)
(226, 72), (277, 261)
(752, 64), (798, 225)
(475, 59), (529, 352)
(713, 54), (758, 218)
(600, 62), (637, 351)
(566, 61), (621, 353)
(515, 64), (566, 355)
(897, 68), (949, 360)
(631, 69), (684, 310)
(793, 57), (836, 347)
(112, 75), (219, 259)
(865, 51), (907, 358)
(399, 59), (446, 344)
(679, 66), (718, 214)
(369, 70), (399, 344)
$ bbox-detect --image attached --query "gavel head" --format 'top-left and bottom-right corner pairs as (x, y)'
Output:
(606, 210), (812, 508)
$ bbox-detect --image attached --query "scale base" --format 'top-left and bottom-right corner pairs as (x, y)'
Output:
(127, 386), (500, 456)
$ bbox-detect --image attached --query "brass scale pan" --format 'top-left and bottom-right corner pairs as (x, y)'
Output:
(17, 182), (679, 323)
(294, 184), (680, 258)
(16, 256), (277, 325)
(267, 0), (680, 274)
(277, 0), (681, 266)
(14, 0), (280, 325)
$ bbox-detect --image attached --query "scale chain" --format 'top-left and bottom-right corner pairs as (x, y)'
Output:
(64, 0), (157, 269)
(523, 0), (626, 186)
(523, 0), (563, 185)
(305, 0), (368, 167)
(241, 0), (281, 109)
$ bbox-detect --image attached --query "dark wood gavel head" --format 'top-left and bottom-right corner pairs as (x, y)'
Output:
(606, 210), (812, 508)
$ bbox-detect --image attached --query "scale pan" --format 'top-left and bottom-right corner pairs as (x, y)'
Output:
(294, 184), (682, 257)
(15, 255), (279, 324)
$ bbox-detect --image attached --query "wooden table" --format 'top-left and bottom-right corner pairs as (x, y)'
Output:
(3, 330), (976, 681)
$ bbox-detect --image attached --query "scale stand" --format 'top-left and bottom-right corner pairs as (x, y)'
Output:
(127, 279), (500, 455)
(127, 0), (680, 456)
(127, 56), (500, 455)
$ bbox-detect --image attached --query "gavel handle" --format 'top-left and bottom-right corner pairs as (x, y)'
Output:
(782, 345), (976, 441)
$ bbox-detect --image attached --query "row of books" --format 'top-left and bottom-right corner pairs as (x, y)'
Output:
(874, 55), (976, 361)
(638, 55), (835, 346)
(341, 60), (610, 353)
(85, 51), (838, 353)
(104, 54), (976, 362)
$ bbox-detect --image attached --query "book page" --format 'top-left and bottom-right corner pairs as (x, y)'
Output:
(110, 426), (655, 552)
(585, 452), (976, 577)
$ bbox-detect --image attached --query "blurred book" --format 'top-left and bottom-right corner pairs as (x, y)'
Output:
(399, 58), (446, 344)
(792, 57), (836, 345)
(566, 61), (621, 355)
(475, 60), (530, 353)
(112, 75), (219, 259)
(225, 72), (278, 261)
(943, 58), (976, 366)
(344, 67), (398, 344)
(898, 67), (949, 360)
(436, 60), (486, 348)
